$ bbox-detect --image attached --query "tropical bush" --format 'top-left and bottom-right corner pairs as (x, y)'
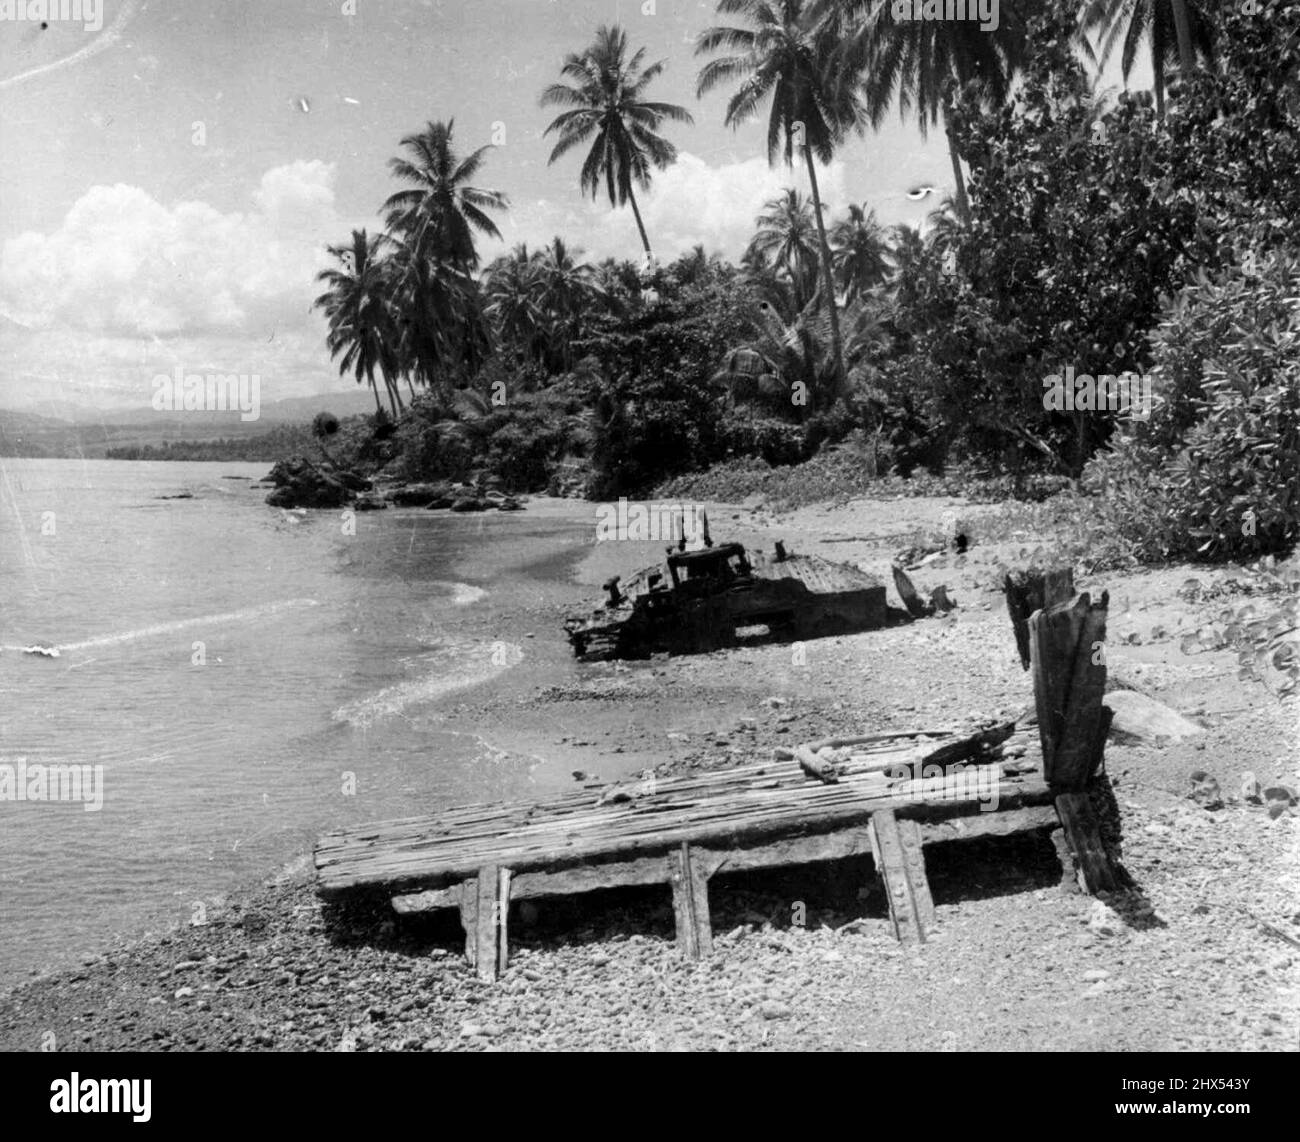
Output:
(1085, 248), (1300, 562)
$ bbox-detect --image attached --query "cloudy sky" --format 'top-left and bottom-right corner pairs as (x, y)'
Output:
(0, 0), (1143, 415)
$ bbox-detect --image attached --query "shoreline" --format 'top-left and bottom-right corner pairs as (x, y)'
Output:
(2, 490), (1297, 1050)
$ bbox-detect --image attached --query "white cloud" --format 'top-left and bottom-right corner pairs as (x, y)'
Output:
(483, 152), (848, 265)
(0, 160), (344, 336)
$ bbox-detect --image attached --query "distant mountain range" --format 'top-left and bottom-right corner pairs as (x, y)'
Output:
(0, 389), (381, 458)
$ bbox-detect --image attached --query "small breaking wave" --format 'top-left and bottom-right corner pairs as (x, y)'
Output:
(433, 581), (486, 606)
(332, 639), (523, 728)
(1, 599), (320, 654)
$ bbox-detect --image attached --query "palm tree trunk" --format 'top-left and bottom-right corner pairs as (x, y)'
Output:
(945, 117), (971, 224)
(1154, 67), (1166, 119)
(1171, 0), (1195, 75)
(626, 186), (653, 263)
(367, 372), (384, 416)
(801, 144), (846, 400)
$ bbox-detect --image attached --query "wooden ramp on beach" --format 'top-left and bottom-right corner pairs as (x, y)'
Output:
(315, 570), (1124, 981)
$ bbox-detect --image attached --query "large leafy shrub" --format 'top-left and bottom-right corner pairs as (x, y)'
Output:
(1085, 249), (1300, 562)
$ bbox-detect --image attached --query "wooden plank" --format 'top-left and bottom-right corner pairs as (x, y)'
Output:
(897, 819), (936, 932)
(318, 779), (1058, 897)
(1030, 593), (1090, 785)
(669, 842), (713, 959)
(920, 803), (1059, 843)
(474, 863), (500, 982)
(1054, 792), (1118, 894)
(393, 828), (879, 915)
(870, 809), (928, 943)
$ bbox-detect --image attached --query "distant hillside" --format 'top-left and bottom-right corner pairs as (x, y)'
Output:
(0, 391), (379, 459)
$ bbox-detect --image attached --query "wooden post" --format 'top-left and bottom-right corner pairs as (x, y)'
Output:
(1028, 590), (1121, 895)
(1029, 591), (1108, 789)
(1004, 567), (1074, 670)
(460, 863), (510, 982)
(869, 809), (935, 943)
(669, 842), (713, 959)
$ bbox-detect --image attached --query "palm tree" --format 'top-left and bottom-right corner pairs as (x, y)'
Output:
(747, 188), (821, 306)
(1081, 0), (1218, 118)
(313, 229), (403, 417)
(923, 195), (964, 256)
(541, 25), (694, 261)
(533, 237), (603, 371)
(696, 0), (856, 395)
(828, 0), (1027, 222)
(383, 119), (508, 272)
(484, 244), (544, 365)
(830, 202), (890, 302)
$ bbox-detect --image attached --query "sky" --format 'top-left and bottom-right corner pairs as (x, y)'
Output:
(0, 0), (1148, 416)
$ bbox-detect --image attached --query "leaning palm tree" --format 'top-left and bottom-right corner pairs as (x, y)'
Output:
(747, 188), (821, 307)
(1080, 0), (1218, 119)
(826, 0), (1026, 223)
(313, 229), (402, 417)
(830, 202), (890, 302)
(383, 119), (508, 272)
(541, 25), (694, 261)
(696, 0), (856, 395)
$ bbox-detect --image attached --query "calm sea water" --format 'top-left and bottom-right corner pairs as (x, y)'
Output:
(0, 459), (589, 990)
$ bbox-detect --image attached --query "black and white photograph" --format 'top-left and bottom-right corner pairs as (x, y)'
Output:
(0, 0), (1296, 1092)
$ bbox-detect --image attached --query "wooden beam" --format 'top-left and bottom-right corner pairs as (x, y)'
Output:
(457, 878), (477, 967)
(869, 809), (933, 943)
(474, 863), (503, 982)
(897, 819), (936, 932)
(1054, 793), (1119, 894)
(669, 842), (713, 959)
(921, 803), (1059, 843)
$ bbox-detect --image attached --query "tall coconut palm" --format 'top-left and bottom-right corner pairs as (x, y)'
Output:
(386, 228), (489, 397)
(313, 229), (403, 417)
(830, 202), (890, 302)
(1081, 0), (1218, 118)
(696, 0), (857, 395)
(826, 0), (1027, 223)
(383, 119), (508, 272)
(747, 188), (821, 306)
(540, 25), (694, 261)
(533, 237), (603, 371)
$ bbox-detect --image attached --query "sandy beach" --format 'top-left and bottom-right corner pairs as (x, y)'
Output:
(2, 491), (1296, 1052)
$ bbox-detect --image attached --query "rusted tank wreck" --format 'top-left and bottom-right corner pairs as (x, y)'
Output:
(564, 516), (887, 660)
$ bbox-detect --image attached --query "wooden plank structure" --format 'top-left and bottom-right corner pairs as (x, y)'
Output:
(314, 569), (1123, 978)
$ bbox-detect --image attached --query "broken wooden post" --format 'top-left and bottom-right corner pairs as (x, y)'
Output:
(1029, 591), (1109, 789)
(669, 842), (714, 959)
(1004, 566), (1075, 669)
(1028, 591), (1120, 894)
(868, 809), (936, 943)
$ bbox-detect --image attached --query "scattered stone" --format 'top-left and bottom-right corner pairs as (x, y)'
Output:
(1088, 900), (1127, 937)
(1082, 969), (1111, 982)
(1241, 772), (1263, 804)
(759, 1001), (792, 1020)
(1105, 691), (1204, 743)
(1188, 772), (1224, 811)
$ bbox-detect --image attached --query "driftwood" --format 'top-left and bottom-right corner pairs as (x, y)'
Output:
(1005, 566), (1075, 669)
(918, 721), (1016, 767)
(892, 564), (932, 619)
